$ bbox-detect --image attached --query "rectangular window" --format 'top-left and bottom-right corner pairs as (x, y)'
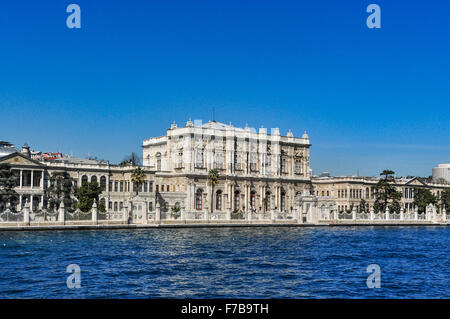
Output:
(120, 181), (123, 192)
(295, 160), (302, 174)
(144, 182), (148, 192)
(114, 181), (118, 192)
(148, 202), (153, 211)
(149, 182), (153, 192)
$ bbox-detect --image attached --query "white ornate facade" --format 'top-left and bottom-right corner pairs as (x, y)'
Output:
(143, 120), (312, 215)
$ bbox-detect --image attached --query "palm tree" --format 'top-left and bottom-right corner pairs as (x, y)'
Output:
(207, 169), (219, 212)
(131, 167), (146, 196)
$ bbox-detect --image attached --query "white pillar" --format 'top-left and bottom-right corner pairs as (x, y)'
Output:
(400, 207), (404, 220)
(59, 202), (65, 224)
(226, 199), (231, 221)
(298, 204), (303, 224)
(414, 206), (418, 220)
(92, 200), (98, 224)
(385, 206), (390, 220)
(352, 206), (357, 220)
(370, 207), (374, 220)
(20, 170), (23, 189)
(122, 205), (129, 224)
(155, 201), (161, 223)
(181, 202), (186, 222)
(442, 206), (446, 222)
(248, 209), (252, 222)
(40, 171), (44, 188)
(23, 199), (30, 225)
(204, 200), (209, 222)
(142, 202), (148, 224)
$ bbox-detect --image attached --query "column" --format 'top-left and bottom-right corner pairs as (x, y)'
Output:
(155, 202), (161, 223)
(92, 201), (98, 224)
(40, 171), (44, 188)
(30, 195), (34, 212)
(59, 201), (65, 224)
(31, 170), (34, 188)
(20, 170), (23, 189)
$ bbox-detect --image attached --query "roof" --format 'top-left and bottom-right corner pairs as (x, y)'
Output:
(52, 157), (109, 165)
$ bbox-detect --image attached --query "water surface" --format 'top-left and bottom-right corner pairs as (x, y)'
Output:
(0, 226), (448, 298)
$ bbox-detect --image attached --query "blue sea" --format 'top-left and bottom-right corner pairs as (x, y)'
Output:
(0, 226), (449, 298)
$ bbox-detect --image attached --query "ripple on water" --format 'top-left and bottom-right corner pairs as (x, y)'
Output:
(0, 227), (449, 298)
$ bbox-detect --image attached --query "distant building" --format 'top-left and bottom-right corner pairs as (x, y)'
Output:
(432, 164), (450, 184)
(0, 141), (18, 158)
(31, 151), (64, 161)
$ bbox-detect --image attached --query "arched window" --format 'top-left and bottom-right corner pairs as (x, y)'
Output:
(264, 191), (271, 211)
(114, 202), (118, 211)
(156, 152), (161, 171)
(280, 191), (286, 211)
(195, 189), (203, 210)
(250, 191), (256, 209)
(216, 190), (222, 210)
(234, 190), (240, 210)
(81, 175), (88, 186)
(91, 175), (97, 184)
(100, 176), (106, 191)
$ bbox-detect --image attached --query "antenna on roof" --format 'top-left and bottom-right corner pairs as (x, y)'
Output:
(212, 106), (215, 122)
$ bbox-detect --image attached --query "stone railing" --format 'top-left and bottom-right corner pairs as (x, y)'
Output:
(1, 202), (448, 227)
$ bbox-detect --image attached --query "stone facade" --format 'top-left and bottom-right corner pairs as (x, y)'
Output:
(311, 176), (448, 214)
(142, 120), (312, 215)
(1, 119), (448, 225)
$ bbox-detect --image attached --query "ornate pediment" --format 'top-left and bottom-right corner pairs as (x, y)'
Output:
(0, 152), (45, 167)
(405, 177), (427, 186)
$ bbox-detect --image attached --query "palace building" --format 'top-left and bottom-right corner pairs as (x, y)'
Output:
(0, 119), (448, 224)
(142, 119), (312, 214)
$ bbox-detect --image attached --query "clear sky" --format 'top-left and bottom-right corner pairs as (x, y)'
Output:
(1, 0), (449, 177)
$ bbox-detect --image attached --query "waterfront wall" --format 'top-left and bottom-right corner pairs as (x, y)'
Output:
(0, 200), (448, 230)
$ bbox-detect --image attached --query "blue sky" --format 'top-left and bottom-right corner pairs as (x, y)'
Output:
(1, 0), (449, 177)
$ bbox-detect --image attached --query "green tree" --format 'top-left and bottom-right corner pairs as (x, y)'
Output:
(45, 172), (76, 211)
(413, 188), (437, 213)
(359, 199), (368, 213)
(374, 169), (402, 213)
(120, 152), (141, 166)
(74, 181), (105, 212)
(441, 188), (450, 210)
(0, 163), (19, 209)
(207, 169), (219, 212)
(131, 167), (146, 195)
